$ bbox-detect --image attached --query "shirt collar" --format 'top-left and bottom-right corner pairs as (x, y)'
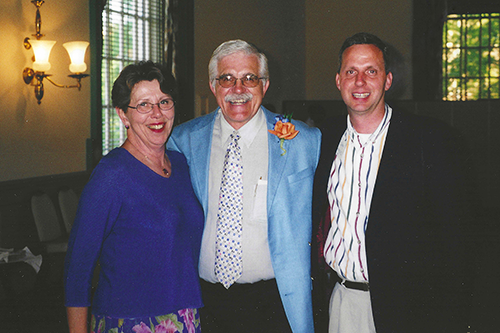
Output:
(219, 107), (265, 147)
(347, 104), (392, 144)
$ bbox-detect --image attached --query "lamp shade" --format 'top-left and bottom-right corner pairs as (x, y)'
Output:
(31, 40), (56, 72)
(63, 41), (89, 73)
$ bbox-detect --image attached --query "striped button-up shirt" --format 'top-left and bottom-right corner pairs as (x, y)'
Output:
(324, 105), (392, 282)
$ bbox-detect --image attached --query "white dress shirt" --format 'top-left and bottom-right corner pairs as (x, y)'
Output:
(199, 108), (275, 283)
(324, 105), (392, 283)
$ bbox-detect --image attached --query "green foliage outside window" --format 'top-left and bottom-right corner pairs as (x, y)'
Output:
(442, 13), (500, 101)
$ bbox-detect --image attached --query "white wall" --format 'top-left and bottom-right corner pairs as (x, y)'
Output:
(0, 0), (91, 181)
(305, 0), (413, 100)
(193, 0), (307, 115)
(192, 0), (413, 108)
(0, 0), (413, 181)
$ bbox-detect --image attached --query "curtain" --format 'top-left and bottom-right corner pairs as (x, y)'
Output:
(412, 0), (447, 100)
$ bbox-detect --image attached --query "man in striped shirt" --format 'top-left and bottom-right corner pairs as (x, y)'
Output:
(313, 32), (474, 333)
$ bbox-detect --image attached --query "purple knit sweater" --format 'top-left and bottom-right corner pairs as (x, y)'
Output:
(64, 148), (204, 318)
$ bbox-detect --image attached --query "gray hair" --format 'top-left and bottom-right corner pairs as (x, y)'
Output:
(208, 39), (269, 89)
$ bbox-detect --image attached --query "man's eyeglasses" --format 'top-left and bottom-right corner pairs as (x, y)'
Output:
(128, 99), (175, 114)
(216, 74), (266, 88)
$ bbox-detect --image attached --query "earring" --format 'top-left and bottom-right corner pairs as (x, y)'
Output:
(125, 125), (129, 129)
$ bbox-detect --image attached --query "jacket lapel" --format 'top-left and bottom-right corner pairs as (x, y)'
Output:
(265, 109), (288, 212)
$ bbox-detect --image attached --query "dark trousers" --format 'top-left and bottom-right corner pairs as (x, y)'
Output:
(200, 278), (292, 333)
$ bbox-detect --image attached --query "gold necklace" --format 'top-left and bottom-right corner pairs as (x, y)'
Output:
(144, 154), (170, 176)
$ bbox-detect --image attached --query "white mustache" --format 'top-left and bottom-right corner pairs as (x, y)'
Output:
(225, 92), (253, 103)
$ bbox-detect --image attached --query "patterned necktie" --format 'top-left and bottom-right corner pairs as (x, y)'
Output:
(215, 132), (243, 288)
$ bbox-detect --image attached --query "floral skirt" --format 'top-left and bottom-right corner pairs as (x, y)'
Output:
(91, 308), (201, 333)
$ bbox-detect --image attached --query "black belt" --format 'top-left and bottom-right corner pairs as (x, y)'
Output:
(340, 279), (370, 292)
(200, 278), (277, 293)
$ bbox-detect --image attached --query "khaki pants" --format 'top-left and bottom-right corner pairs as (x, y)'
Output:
(329, 282), (376, 333)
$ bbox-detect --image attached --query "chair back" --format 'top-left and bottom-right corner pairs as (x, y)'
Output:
(58, 188), (79, 234)
(31, 192), (62, 242)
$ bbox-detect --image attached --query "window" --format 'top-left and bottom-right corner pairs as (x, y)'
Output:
(101, 0), (165, 155)
(442, 13), (500, 101)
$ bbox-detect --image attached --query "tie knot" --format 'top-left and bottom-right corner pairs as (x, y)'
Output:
(230, 131), (241, 142)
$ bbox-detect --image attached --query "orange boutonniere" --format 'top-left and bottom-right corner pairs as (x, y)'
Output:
(268, 114), (299, 156)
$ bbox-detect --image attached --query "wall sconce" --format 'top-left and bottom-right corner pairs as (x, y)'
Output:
(23, 0), (89, 104)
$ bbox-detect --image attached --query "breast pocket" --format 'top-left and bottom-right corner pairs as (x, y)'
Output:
(287, 167), (315, 184)
(252, 179), (267, 221)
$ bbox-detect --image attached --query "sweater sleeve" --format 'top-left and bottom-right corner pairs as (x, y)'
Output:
(64, 158), (123, 307)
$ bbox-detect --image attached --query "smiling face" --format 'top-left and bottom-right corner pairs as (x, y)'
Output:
(117, 80), (175, 152)
(210, 52), (269, 130)
(336, 44), (393, 118)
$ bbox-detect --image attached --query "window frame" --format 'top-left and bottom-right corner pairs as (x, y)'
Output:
(101, 0), (165, 156)
(412, 0), (500, 101)
(442, 12), (500, 101)
(87, 0), (194, 170)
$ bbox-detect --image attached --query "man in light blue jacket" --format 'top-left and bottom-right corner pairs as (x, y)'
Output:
(167, 39), (320, 333)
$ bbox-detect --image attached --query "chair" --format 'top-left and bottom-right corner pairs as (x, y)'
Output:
(0, 211), (38, 297)
(58, 188), (79, 234)
(30, 192), (67, 253)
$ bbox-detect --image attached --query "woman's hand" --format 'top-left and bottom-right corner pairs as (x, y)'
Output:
(67, 307), (89, 333)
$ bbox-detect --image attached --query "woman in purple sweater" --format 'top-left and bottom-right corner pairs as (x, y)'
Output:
(64, 61), (204, 333)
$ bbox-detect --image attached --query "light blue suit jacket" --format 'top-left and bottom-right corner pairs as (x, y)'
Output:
(167, 107), (321, 333)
